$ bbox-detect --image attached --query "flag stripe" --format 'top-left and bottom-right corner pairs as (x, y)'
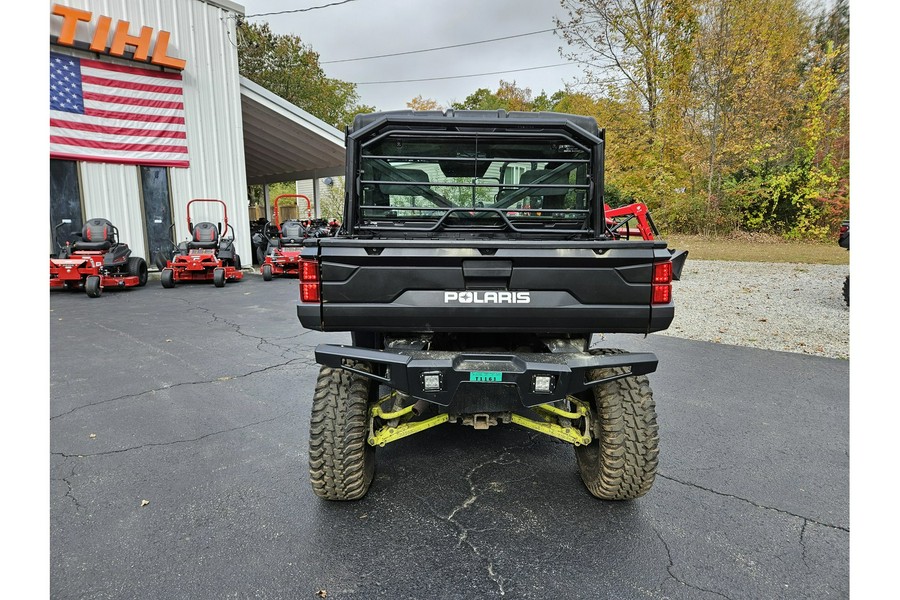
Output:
(50, 110), (186, 132)
(80, 57), (184, 80)
(82, 91), (185, 110)
(51, 119), (187, 139)
(49, 149), (189, 167)
(50, 52), (189, 168)
(81, 65), (184, 89)
(51, 135), (188, 154)
(81, 75), (184, 96)
(81, 108), (186, 125)
(82, 83), (183, 103)
(50, 128), (186, 147)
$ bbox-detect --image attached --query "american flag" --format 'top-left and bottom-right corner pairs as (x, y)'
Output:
(49, 52), (189, 167)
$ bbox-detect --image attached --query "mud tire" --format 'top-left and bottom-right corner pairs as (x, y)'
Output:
(308, 362), (375, 501)
(575, 348), (659, 500)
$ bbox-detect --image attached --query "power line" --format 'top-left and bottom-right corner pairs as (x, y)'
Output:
(323, 26), (557, 64)
(245, 0), (362, 18)
(321, 20), (599, 64)
(354, 63), (574, 85)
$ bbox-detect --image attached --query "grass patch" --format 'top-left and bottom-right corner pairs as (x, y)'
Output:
(661, 233), (849, 265)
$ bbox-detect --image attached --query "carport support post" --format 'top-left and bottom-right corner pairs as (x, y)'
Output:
(263, 183), (270, 221)
(312, 176), (320, 219)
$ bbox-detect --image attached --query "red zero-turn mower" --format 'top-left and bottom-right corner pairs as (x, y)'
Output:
(258, 194), (311, 281)
(160, 198), (243, 288)
(50, 218), (149, 298)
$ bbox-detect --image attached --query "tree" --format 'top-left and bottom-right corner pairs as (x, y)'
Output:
(557, 0), (693, 137)
(450, 81), (555, 112)
(406, 96), (442, 111)
(237, 21), (373, 129)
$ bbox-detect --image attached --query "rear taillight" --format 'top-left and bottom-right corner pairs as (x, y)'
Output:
(299, 258), (320, 303)
(652, 261), (672, 304)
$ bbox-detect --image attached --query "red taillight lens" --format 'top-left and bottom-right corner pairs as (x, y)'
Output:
(652, 284), (671, 304)
(299, 259), (320, 303)
(301, 259), (319, 282)
(652, 261), (672, 304)
(652, 261), (672, 284)
(300, 282), (320, 302)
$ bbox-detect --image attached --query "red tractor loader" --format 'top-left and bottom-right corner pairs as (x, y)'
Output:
(50, 218), (148, 298)
(257, 194), (312, 281)
(160, 199), (243, 288)
(604, 201), (687, 280)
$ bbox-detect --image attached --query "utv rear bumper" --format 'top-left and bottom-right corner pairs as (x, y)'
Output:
(314, 345), (658, 408)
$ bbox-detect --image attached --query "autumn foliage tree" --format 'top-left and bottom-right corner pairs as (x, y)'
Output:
(237, 21), (373, 129)
(555, 0), (849, 238)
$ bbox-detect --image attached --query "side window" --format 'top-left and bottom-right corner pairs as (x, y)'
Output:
(49, 159), (83, 251)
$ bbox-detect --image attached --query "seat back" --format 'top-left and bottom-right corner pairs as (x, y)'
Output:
(189, 222), (219, 250)
(377, 168), (431, 197)
(280, 221), (305, 244)
(72, 218), (114, 251)
(519, 169), (569, 210)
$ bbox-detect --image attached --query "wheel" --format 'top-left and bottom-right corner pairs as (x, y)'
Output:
(213, 267), (226, 287)
(843, 275), (849, 306)
(256, 245), (266, 266)
(261, 264), (273, 281)
(127, 257), (148, 286)
(85, 276), (102, 298)
(160, 268), (175, 288)
(154, 250), (170, 272)
(575, 349), (659, 500)
(234, 254), (242, 271)
(308, 362), (376, 500)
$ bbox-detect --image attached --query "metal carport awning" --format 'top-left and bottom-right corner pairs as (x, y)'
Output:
(240, 77), (345, 185)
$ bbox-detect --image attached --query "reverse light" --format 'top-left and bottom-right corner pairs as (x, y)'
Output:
(532, 374), (555, 394)
(422, 371), (443, 392)
(652, 261), (673, 305)
(299, 259), (320, 303)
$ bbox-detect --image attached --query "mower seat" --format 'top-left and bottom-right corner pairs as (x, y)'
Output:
(72, 218), (114, 251)
(280, 221), (305, 245)
(188, 222), (219, 250)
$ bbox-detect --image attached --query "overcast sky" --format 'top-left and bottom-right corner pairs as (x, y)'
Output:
(239, 0), (588, 111)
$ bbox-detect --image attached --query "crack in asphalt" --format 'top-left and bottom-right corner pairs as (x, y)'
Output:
(654, 529), (735, 600)
(799, 519), (811, 572)
(51, 459), (82, 510)
(50, 357), (312, 420)
(657, 473), (849, 532)
(185, 301), (313, 360)
(418, 435), (540, 597)
(50, 414), (285, 458)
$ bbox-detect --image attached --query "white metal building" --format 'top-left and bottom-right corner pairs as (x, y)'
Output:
(49, 0), (345, 266)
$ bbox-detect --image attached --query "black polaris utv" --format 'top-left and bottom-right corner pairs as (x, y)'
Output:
(296, 109), (686, 501)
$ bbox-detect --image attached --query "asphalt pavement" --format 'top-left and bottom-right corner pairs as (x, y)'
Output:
(49, 274), (849, 599)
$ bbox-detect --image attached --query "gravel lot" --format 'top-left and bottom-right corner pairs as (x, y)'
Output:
(652, 259), (850, 359)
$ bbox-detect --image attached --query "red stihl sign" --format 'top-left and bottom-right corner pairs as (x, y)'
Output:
(51, 4), (186, 70)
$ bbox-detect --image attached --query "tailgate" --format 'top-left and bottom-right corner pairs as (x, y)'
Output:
(297, 239), (675, 334)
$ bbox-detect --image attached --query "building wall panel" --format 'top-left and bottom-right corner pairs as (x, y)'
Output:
(49, 0), (251, 261)
(79, 161), (146, 258)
